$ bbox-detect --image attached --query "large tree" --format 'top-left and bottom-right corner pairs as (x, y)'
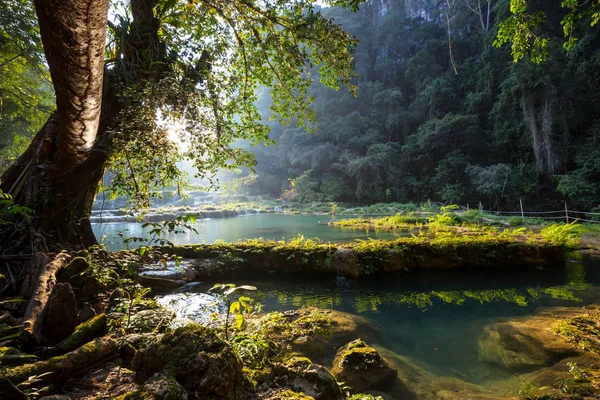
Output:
(0, 0), (360, 249)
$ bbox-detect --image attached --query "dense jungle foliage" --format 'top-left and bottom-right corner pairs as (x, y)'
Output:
(245, 0), (600, 211)
(2, 0), (600, 214)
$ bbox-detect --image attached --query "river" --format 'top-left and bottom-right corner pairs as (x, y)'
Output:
(92, 213), (397, 250)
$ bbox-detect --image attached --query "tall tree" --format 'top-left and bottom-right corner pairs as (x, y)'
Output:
(0, 0), (360, 248)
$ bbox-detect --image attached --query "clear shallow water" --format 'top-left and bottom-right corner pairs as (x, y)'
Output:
(156, 256), (600, 385)
(93, 213), (397, 250)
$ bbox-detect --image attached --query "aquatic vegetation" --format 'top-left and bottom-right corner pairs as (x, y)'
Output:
(392, 286), (583, 310)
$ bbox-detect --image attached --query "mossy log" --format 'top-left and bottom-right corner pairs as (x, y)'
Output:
(20, 252), (72, 345)
(47, 313), (107, 356)
(0, 335), (118, 389)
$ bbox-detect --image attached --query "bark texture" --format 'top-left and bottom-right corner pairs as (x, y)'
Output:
(33, 0), (110, 169)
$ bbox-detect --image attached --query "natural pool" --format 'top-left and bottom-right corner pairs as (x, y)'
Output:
(157, 255), (600, 392)
(93, 213), (397, 250)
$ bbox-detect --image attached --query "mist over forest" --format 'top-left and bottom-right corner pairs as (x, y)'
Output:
(240, 0), (600, 210)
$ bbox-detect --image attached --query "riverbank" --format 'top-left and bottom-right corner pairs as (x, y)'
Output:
(132, 226), (571, 281)
(2, 245), (599, 399)
(3, 213), (599, 399)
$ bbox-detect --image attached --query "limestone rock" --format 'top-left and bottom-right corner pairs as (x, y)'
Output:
(331, 339), (397, 392)
(137, 373), (188, 400)
(128, 309), (176, 333)
(478, 307), (581, 373)
(140, 260), (197, 281)
(57, 257), (89, 281)
(43, 283), (78, 342)
(255, 308), (379, 365)
(131, 324), (246, 399)
(61, 362), (137, 399)
(108, 288), (127, 309)
(275, 357), (344, 400)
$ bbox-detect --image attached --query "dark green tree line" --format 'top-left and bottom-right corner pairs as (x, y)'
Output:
(249, 0), (600, 211)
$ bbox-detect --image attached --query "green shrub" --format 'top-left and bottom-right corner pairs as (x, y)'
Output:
(539, 224), (581, 247)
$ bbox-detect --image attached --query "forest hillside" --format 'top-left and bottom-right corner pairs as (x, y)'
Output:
(247, 0), (600, 211)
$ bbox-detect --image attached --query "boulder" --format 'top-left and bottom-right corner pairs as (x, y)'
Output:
(61, 362), (137, 399)
(135, 373), (188, 400)
(140, 261), (197, 281)
(254, 308), (379, 365)
(131, 324), (246, 399)
(77, 302), (96, 324)
(138, 260), (197, 291)
(274, 357), (343, 400)
(331, 339), (397, 392)
(128, 309), (176, 333)
(43, 283), (78, 342)
(262, 389), (316, 400)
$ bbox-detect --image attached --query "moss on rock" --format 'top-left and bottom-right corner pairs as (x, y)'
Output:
(131, 323), (246, 399)
(331, 339), (397, 393)
(253, 308), (377, 364)
(270, 356), (343, 400)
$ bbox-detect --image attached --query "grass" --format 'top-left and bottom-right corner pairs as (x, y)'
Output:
(331, 209), (596, 250)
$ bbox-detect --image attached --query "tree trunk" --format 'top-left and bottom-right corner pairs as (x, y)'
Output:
(1, 0), (163, 249)
(0, 0), (111, 249)
(33, 0), (109, 169)
(1, 116), (109, 248)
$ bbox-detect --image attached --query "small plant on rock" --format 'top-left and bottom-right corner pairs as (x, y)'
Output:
(209, 283), (259, 340)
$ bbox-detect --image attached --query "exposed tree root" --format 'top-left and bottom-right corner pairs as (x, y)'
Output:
(47, 314), (107, 356)
(19, 252), (72, 346)
(0, 335), (118, 390)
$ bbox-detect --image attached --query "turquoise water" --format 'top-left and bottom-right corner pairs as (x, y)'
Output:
(93, 213), (397, 250)
(158, 256), (600, 386)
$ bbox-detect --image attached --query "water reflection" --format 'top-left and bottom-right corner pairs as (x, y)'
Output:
(155, 256), (600, 381)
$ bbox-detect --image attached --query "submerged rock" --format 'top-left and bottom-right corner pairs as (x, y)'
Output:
(331, 339), (397, 392)
(477, 307), (581, 373)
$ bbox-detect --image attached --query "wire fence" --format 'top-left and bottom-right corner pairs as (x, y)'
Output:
(460, 203), (600, 224)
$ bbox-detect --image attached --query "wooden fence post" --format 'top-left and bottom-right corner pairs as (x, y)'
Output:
(519, 199), (525, 223)
(565, 202), (569, 224)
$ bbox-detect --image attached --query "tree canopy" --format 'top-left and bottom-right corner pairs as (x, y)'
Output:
(0, 0), (362, 245)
